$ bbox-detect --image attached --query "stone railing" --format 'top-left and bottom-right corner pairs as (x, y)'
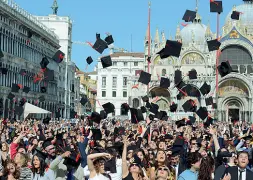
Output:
(0, 0), (59, 45)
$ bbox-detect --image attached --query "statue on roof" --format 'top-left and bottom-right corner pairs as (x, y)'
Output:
(51, 0), (58, 15)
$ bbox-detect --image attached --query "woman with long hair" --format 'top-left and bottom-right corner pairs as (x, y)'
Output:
(31, 150), (54, 180)
(14, 152), (33, 180)
(198, 156), (214, 180)
(0, 160), (20, 180)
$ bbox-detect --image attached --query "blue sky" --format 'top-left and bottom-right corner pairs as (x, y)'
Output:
(14, 0), (242, 72)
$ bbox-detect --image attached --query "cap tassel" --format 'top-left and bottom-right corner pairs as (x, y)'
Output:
(132, 84), (139, 89)
(181, 23), (188, 27)
(86, 41), (94, 48)
(178, 88), (188, 97)
(210, 0), (218, 6)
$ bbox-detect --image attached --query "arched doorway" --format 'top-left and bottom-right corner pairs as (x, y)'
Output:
(149, 87), (171, 111)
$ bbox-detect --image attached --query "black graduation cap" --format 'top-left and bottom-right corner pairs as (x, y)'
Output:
(147, 56), (151, 62)
(104, 35), (114, 45)
(11, 84), (20, 93)
(44, 69), (54, 81)
(80, 97), (88, 106)
(42, 138), (53, 149)
(243, 135), (252, 141)
(38, 95), (45, 102)
(170, 103), (178, 112)
(93, 38), (108, 54)
(189, 116), (196, 124)
(210, 0), (223, 13)
(149, 103), (159, 114)
(132, 154), (142, 166)
(218, 61), (232, 77)
(40, 57), (49, 69)
(7, 93), (15, 100)
(160, 77), (170, 89)
(130, 108), (139, 124)
(138, 71), (151, 85)
(42, 117), (50, 124)
(205, 97), (213, 106)
(90, 112), (102, 124)
(19, 98), (26, 107)
(27, 31), (33, 38)
(231, 11), (240, 20)
(100, 110), (107, 119)
(104, 157), (117, 173)
(196, 107), (208, 120)
(92, 129), (102, 140)
(15, 106), (24, 116)
(40, 87), (47, 93)
(23, 86), (30, 93)
(86, 56), (93, 65)
(121, 103), (130, 114)
(96, 33), (100, 39)
(176, 92), (184, 100)
(176, 119), (186, 128)
(157, 40), (182, 58)
(70, 110), (77, 118)
(142, 96), (149, 102)
(1, 68), (7, 74)
(174, 70), (182, 85)
(212, 103), (217, 109)
(200, 82), (211, 96)
(101, 55), (112, 68)
(207, 39), (221, 51)
(182, 99), (197, 112)
(140, 106), (147, 113)
(0, 49), (3, 58)
(156, 111), (167, 120)
(188, 69), (197, 79)
(102, 102), (115, 114)
(204, 117), (214, 128)
(182, 10), (197, 22)
(52, 50), (65, 63)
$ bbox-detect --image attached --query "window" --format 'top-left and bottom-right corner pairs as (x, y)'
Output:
(113, 77), (117, 87)
(123, 91), (127, 97)
(162, 69), (166, 76)
(134, 62), (138, 66)
(102, 91), (106, 97)
(124, 62), (128, 66)
(123, 77), (127, 86)
(133, 98), (139, 108)
(113, 62), (117, 66)
(102, 77), (106, 86)
(112, 91), (116, 97)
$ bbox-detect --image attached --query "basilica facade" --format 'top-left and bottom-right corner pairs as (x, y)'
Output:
(128, 1), (253, 122)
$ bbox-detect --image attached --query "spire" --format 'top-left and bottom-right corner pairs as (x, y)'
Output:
(51, 0), (58, 15)
(161, 31), (166, 45)
(154, 27), (160, 44)
(195, 0), (199, 12)
(205, 20), (212, 38)
(175, 24), (181, 41)
(232, 5), (236, 11)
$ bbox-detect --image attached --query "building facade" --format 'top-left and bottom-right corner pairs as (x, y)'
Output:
(96, 52), (144, 117)
(0, 0), (60, 120)
(34, 7), (79, 119)
(129, 1), (253, 122)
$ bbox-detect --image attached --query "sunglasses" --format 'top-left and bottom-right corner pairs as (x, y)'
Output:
(130, 163), (139, 168)
(158, 167), (169, 171)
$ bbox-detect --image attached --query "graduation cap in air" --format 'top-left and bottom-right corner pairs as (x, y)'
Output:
(205, 97), (213, 106)
(86, 56), (93, 65)
(121, 103), (130, 114)
(15, 106), (24, 116)
(130, 108), (143, 124)
(80, 97), (88, 106)
(189, 116), (196, 124)
(174, 70), (182, 85)
(182, 10), (196, 22)
(200, 82), (211, 96)
(100, 110), (107, 119)
(210, 0), (223, 13)
(90, 112), (102, 124)
(170, 103), (178, 112)
(19, 98), (26, 107)
(27, 31), (33, 38)
(157, 40), (182, 58)
(182, 99), (197, 112)
(140, 106), (147, 113)
(40, 57), (49, 69)
(38, 95), (45, 102)
(149, 103), (159, 114)
(40, 87), (47, 93)
(231, 11), (241, 20)
(196, 107), (208, 120)
(204, 117), (214, 128)
(176, 119), (186, 128)
(131, 154), (142, 167)
(11, 84), (21, 93)
(218, 61), (232, 77)
(42, 117), (50, 124)
(92, 129), (102, 140)
(188, 69), (197, 79)
(93, 38), (108, 54)
(23, 86), (30, 93)
(138, 71), (151, 85)
(102, 102), (115, 114)
(160, 77), (170, 89)
(141, 96), (149, 102)
(7, 93), (15, 100)
(34, 149), (48, 161)
(156, 111), (167, 120)
(101, 55), (112, 68)
(104, 35), (114, 45)
(52, 50), (65, 63)
(0, 67), (7, 74)
(212, 103), (217, 109)
(207, 39), (221, 51)
(147, 56), (151, 62)
(44, 69), (54, 81)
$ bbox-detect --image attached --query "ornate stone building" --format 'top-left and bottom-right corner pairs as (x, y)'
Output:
(0, 0), (61, 120)
(129, 1), (253, 122)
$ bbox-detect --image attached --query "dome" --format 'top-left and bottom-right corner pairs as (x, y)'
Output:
(181, 23), (207, 45)
(226, 3), (253, 26)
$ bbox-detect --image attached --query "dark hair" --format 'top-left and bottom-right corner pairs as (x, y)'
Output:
(186, 152), (202, 169)
(31, 155), (47, 177)
(237, 151), (249, 159)
(198, 156), (214, 180)
(190, 137), (197, 144)
(2, 160), (20, 179)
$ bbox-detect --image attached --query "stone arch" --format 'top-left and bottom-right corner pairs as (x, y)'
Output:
(149, 87), (171, 99)
(181, 51), (205, 65)
(132, 98), (140, 109)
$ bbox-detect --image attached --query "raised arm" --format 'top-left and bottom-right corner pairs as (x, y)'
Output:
(122, 136), (130, 178)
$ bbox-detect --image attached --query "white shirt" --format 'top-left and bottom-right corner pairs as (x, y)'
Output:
(238, 167), (246, 180)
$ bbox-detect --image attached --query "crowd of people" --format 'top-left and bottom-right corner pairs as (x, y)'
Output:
(0, 117), (253, 180)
